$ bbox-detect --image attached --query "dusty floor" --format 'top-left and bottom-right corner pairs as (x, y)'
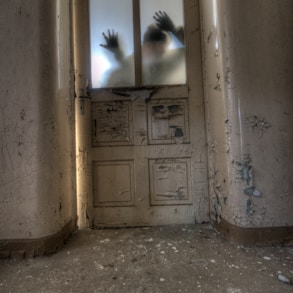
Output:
(0, 225), (292, 293)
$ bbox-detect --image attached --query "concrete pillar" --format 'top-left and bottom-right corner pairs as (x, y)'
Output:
(200, 0), (293, 242)
(0, 0), (76, 256)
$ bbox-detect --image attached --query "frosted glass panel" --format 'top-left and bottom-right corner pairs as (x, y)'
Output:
(90, 0), (134, 88)
(140, 0), (186, 86)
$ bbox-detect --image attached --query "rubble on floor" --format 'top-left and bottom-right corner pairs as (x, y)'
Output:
(0, 225), (292, 293)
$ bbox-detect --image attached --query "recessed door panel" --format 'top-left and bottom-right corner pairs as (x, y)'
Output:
(92, 101), (133, 146)
(93, 160), (135, 207)
(148, 98), (189, 144)
(149, 158), (192, 205)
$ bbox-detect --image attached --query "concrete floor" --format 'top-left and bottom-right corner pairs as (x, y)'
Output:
(0, 224), (292, 293)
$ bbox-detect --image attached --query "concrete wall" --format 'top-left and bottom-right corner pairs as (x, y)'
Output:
(0, 0), (76, 240)
(201, 0), (293, 228)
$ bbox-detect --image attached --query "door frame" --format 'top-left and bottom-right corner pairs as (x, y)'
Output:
(73, 0), (209, 228)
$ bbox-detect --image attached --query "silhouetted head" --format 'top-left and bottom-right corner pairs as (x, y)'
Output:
(142, 24), (170, 61)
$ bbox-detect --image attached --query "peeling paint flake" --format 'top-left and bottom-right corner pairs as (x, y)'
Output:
(246, 199), (255, 216)
(245, 115), (271, 137)
(234, 154), (262, 198)
(243, 186), (261, 197)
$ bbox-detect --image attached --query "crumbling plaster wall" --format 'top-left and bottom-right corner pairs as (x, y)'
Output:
(0, 0), (76, 239)
(201, 0), (293, 227)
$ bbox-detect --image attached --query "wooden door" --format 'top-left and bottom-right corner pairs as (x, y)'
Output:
(78, 0), (208, 227)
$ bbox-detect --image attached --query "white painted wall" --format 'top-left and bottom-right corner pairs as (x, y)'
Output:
(0, 0), (76, 239)
(201, 0), (293, 227)
(0, 0), (292, 241)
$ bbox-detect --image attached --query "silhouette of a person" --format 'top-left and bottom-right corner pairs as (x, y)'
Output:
(100, 11), (185, 87)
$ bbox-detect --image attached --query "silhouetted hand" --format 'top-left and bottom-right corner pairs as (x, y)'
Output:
(153, 11), (184, 45)
(100, 29), (124, 61)
(153, 11), (176, 34)
(100, 29), (119, 51)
